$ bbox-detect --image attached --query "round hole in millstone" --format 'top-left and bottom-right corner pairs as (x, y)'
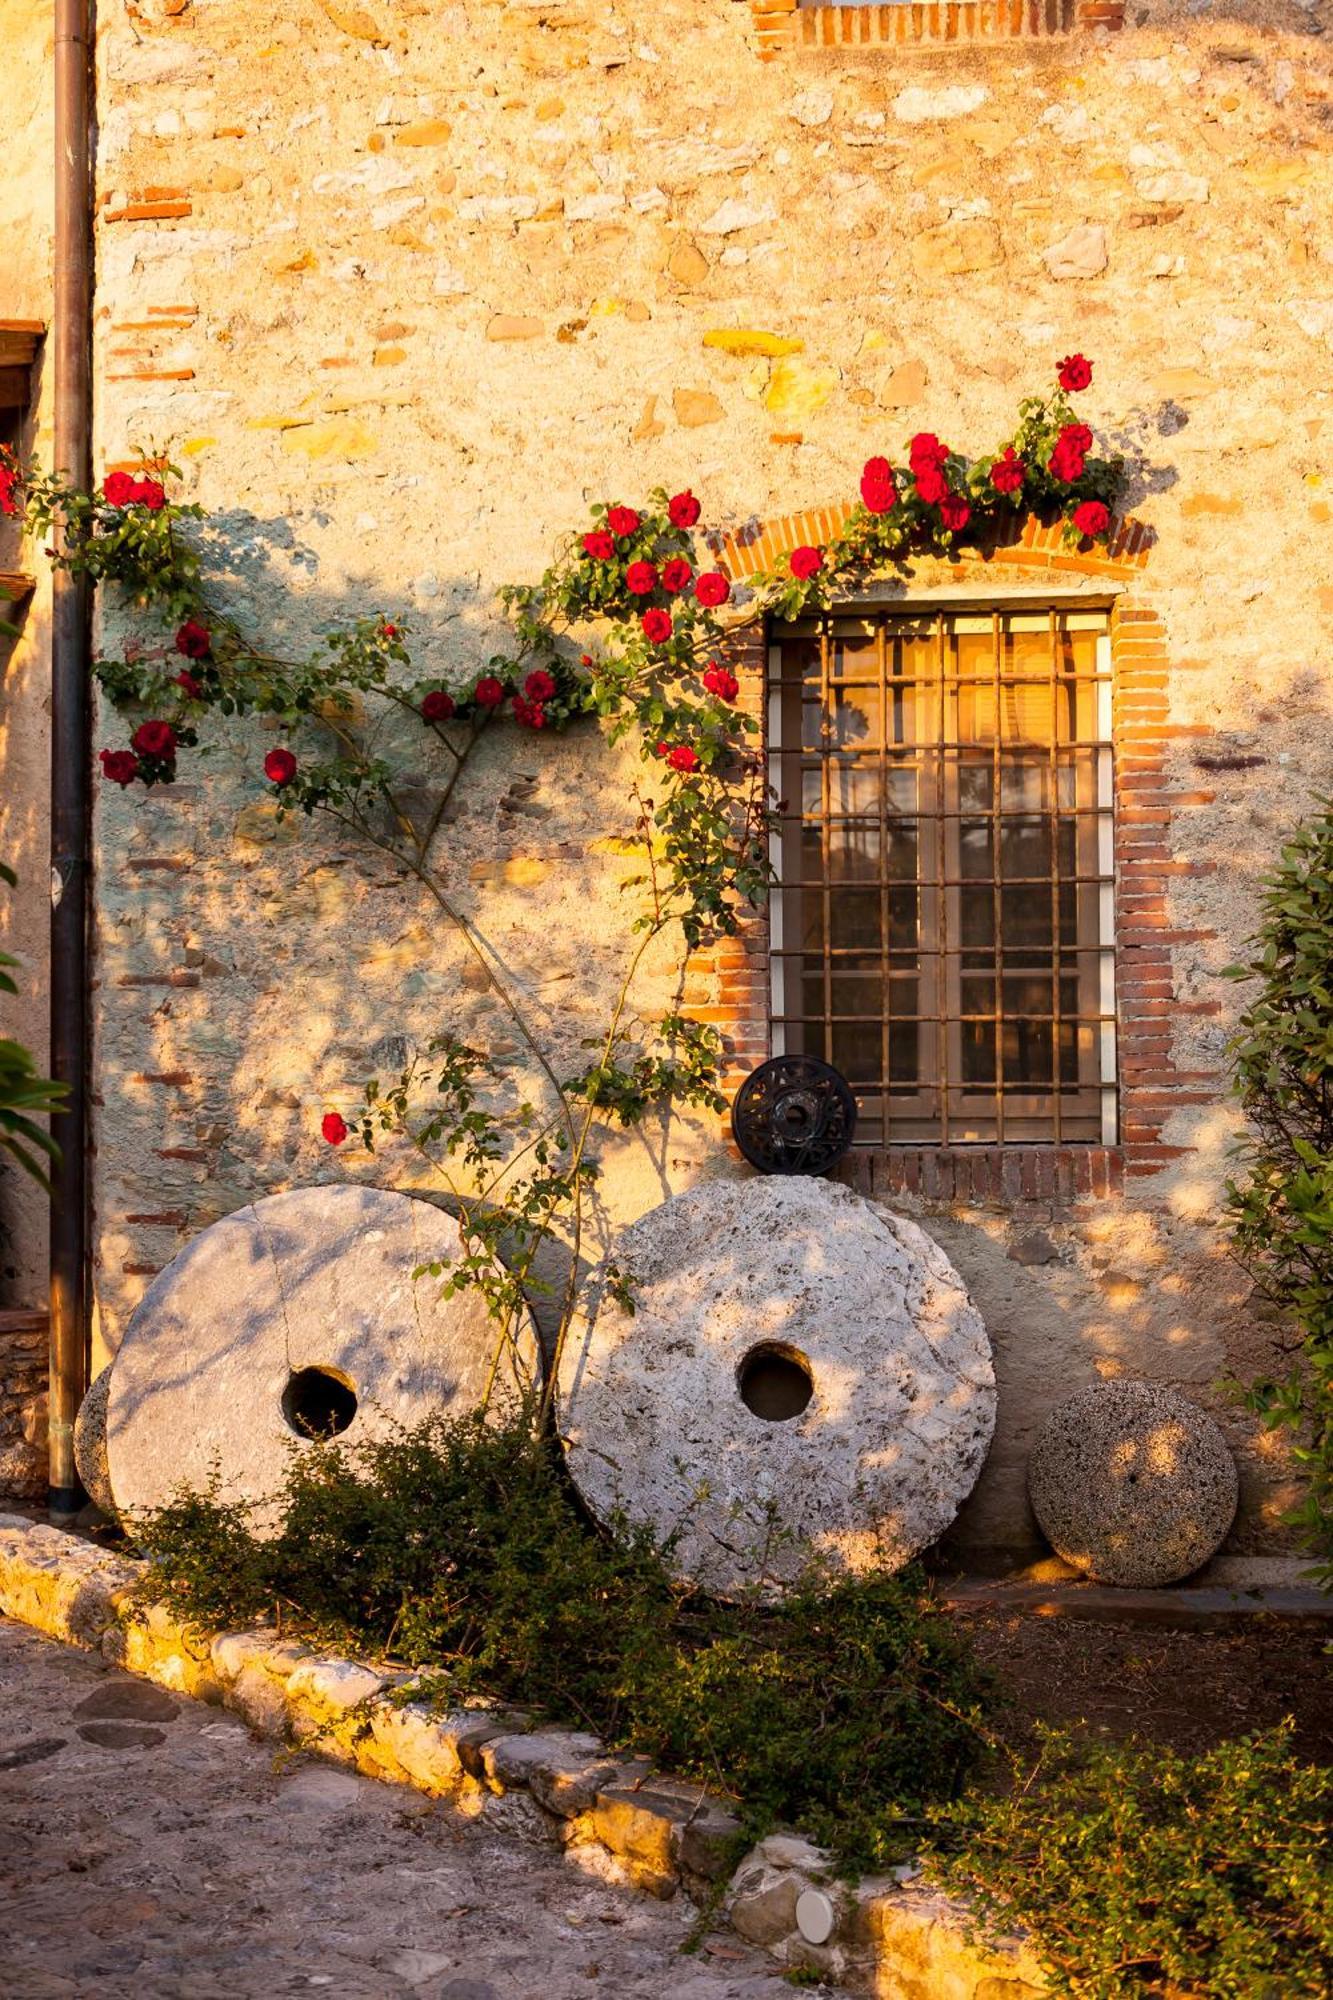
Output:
(281, 1366), (358, 1440)
(737, 1342), (814, 1423)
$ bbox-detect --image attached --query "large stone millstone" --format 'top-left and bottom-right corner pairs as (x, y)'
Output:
(1028, 1380), (1239, 1587)
(107, 1185), (539, 1526)
(557, 1178), (996, 1596)
(74, 1366), (116, 1519)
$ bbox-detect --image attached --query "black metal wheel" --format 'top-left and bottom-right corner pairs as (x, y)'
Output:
(730, 1055), (857, 1176)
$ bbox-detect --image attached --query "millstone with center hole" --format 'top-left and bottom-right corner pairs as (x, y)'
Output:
(106, 1184), (539, 1526)
(557, 1177), (996, 1595)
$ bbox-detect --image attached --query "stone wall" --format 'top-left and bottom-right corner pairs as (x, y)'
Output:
(5, 0), (1333, 1552)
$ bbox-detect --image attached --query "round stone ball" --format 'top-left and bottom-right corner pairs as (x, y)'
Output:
(1028, 1380), (1239, 1587)
(107, 1184), (540, 1529)
(74, 1366), (116, 1519)
(557, 1176), (996, 1597)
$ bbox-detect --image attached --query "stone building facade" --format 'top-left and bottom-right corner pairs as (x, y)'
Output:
(3, 0), (1332, 1557)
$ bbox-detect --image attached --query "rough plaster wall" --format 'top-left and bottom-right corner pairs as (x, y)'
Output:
(82, 0), (1333, 1555)
(0, 3), (54, 1314)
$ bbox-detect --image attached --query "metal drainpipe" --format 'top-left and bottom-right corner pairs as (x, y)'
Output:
(48, 0), (95, 1519)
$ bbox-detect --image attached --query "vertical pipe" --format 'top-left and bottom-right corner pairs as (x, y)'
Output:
(48, 0), (94, 1517)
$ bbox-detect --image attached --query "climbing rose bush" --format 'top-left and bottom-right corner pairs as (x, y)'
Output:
(6, 360), (1125, 1397)
(748, 361), (1121, 616)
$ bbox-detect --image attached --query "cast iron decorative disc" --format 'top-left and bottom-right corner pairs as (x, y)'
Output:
(731, 1056), (857, 1176)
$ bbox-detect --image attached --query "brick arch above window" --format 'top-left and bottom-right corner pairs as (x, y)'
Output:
(708, 505), (1152, 589)
(751, 0), (1124, 61)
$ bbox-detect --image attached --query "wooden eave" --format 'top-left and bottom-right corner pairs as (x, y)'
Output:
(0, 572), (35, 606)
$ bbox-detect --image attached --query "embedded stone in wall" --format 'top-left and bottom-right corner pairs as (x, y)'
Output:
(74, 1367), (116, 1519)
(558, 1179), (995, 1597)
(1041, 223), (1109, 279)
(107, 1186), (540, 1525)
(1027, 1380), (1239, 1587)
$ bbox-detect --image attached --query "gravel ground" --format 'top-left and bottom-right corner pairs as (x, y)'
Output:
(0, 1619), (796, 2000)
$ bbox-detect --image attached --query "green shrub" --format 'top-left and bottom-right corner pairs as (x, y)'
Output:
(128, 1409), (987, 1866)
(1226, 802), (1333, 1582)
(928, 1724), (1333, 1999)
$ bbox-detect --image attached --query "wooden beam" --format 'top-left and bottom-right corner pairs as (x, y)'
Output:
(0, 572), (36, 604)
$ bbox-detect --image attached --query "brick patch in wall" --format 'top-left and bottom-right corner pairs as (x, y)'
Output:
(680, 519), (1220, 1211)
(750, 0), (1124, 60)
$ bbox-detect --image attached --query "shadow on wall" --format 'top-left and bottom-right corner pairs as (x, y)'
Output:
(87, 517), (716, 1357)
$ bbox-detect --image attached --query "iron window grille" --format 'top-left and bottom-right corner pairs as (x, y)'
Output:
(767, 604), (1117, 1147)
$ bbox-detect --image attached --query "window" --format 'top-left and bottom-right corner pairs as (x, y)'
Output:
(768, 604), (1116, 1147)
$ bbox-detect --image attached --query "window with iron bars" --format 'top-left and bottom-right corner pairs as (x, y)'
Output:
(767, 603), (1117, 1147)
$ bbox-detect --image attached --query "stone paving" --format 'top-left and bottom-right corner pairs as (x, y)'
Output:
(0, 1619), (797, 2000)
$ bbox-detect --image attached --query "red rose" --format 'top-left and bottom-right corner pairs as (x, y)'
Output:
(132, 719), (176, 760)
(989, 448), (1025, 496)
(666, 745), (700, 773)
(102, 470), (138, 506)
(1072, 499), (1110, 539)
(474, 675), (506, 707)
(626, 560), (658, 595)
(668, 490), (701, 529)
(0, 465), (18, 516)
(99, 748), (139, 788)
(174, 619), (211, 659)
(1048, 438), (1086, 484)
(583, 530), (615, 561)
(702, 662), (739, 703)
(421, 688), (456, 722)
(661, 557), (693, 594)
(641, 608), (673, 644)
(132, 477), (166, 510)
(511, 694), (548, 729)
(174, 670), (203, 699)
(909, 433), (948, 471)
(580, 653), (594, 667)
(654, 740), (670, 757)
(321, 1111), (349, 1146)
(1061, 423), (1093, 454)
(860, 457), (898, 513)
(694, 570), (730, 607)
(264, 746), (297, 786)
(1058, 353), (1093, 393)
(380, 621), (400, 639)
(789, 546), (823, 580)
(939, 492), (971, 533)
(607, 505), (640, 538)
(524, 669), (556, 702)
(914, 466), (948, 505)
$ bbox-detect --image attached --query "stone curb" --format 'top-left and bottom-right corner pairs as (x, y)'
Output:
(0, 1515), (1047, 1998)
